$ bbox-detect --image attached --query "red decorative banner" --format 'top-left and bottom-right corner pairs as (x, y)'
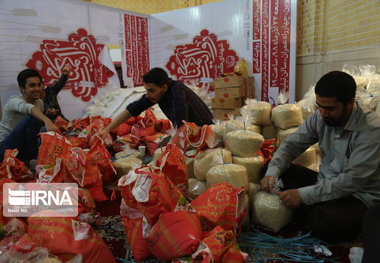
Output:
(253, 0), (292, 103)
(261, 0), (270, 102)
(165, 29), (239, 92)
(26, 28), (112, 102)
(124, 14), (150, 87)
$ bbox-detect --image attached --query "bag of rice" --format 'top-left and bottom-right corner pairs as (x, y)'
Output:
(248, 183), (261, 210)
(232, 155), (264, 183)
(241, 100), (272, 126)
(188, 178), (208, 200)
(225, 130), (264, 157)
(224, 119), (261, 134)
(210, 124), (225, 145)
(252, 191), (293, 232)
(184, 149), (198, 179)
(261, 123), (276, 139)
(272, 104), (303, 129)
(114, 156), (142, 178)
(206, 164), (250, 193)
(241, 193), (250, 228)
(277, 127), (299, 144)
(292, 146), (317, 168)
(194, 148), (232, 181)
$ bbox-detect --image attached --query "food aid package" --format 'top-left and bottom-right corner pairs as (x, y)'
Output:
(251, 191), (293, 233)
(272, 104), (303, 129)
(240, 99), (272, 126)
(206, 164), (250, 193)
(193, 148), (232, 181)
(188, 178), (208, 200)
(146, 210), (201, 261)
(192, 225), (248, 263)
(225, 130), (264, 157)
(191, 183), (246, 232)
(232, 155), (264, 183)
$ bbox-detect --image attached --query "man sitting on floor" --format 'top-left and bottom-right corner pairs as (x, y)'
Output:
(0, 69), (58, 164)
(260, 71), (380, 242)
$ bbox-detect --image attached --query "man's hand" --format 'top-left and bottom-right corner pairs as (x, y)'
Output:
(260, 176), (275, 192)
(44, 119), (58, 132)
(93, 129), (113, 146)
(276, 189), (302, 208)
(62, 65), (71, 75)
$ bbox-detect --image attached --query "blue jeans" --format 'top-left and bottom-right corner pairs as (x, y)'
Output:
(0, 115), (43, 163)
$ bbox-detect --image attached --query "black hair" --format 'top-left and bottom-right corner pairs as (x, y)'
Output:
(315, 71), (356, 104)
(17, 69), (42, 88)
(142, 67), (169, 87)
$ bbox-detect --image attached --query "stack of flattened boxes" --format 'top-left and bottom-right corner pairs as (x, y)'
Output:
(212, 75), (254, 120)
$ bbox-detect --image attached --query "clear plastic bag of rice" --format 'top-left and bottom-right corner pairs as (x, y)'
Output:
(193, 148), (232, 181)
(188, 178), (208, 200)
(232, 155), (264, 183)
(223, 119), (261, 135)
(206, 163), (250, 192)
(277, 127), (299, 144)
(241, 99), (272, 126)
(114, 156), (143, 178)
(272, 104), (303, 129)
(261, 123), (276, 139)
(252, 191), (293, 232)
(225, 130), (264, 157)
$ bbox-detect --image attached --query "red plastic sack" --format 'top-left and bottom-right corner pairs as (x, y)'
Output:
(113, 134), (141, 152)
(191, 183), (246, 233)
(28, 216), (115, 263)
(0, 149), (33, 181)
(258, 139), (276, 165)
(172, 121), (213, 156)
(120, 166), (186, 226)
(37, 132), (72, 166)
(192, 225), (247, 263)
(54, 116), (69, 132)
(120, 200), (151, 262)
(142, 133), (169, 155)
(113, 122), (132, 136)
(154, 119), (172, 133)
(146, 210), (201, 261)
(88, 136), (116, 183)
(131, 125), (156, 138)
(156, 143), (188, 189)
(68, 116), (90, 132)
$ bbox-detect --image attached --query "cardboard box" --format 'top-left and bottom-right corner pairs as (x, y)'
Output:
(214, 86), (245, 99)
(245, 76), (255, 99)
(215, 76), (245, 88)
(212, 97), (244, 109)
(214, 108), (241, 120)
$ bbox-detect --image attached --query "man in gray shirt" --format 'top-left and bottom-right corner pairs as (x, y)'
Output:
(260, 71), (380, 242)
(0, 69), (57, 164)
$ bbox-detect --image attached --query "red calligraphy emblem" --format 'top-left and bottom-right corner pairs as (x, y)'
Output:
(26, 28), (113, 102)
(166, 29), (239, 92)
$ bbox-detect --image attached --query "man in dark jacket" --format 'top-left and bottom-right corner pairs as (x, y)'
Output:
(96, 67), (213, 139)
(42, 65), (71, 122)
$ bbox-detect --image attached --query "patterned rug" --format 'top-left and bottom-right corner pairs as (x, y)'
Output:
(94, 184), (354, 263)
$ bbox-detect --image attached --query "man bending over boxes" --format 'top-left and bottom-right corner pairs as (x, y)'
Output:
(260, 71), (380, 242)
(0, 69), (58, 164)
(96, 67), (213, 140)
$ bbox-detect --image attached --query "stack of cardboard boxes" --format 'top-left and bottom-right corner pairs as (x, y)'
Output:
(211, 75), (254, 120)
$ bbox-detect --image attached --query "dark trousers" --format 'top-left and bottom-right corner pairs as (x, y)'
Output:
(263, 163), (367, 242)
(0, 115), (42, 163)
(362, 203), (380, 263)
